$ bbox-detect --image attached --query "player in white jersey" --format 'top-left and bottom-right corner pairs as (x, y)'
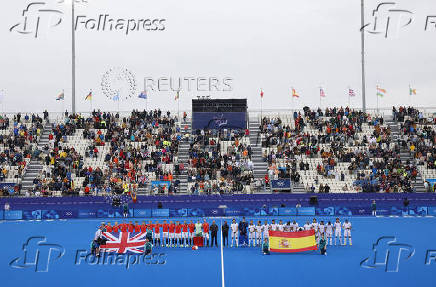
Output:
(255, 221), (263, 246)
(248, 220), (256, 247)
(325, 221), (333, 245)
(230, 219), (239, 247)
(278, 220), (284, 232)
(284, 221), (291, 232)
(262, 220), (270, 239)
(270, 220), (278, 231)
(311, 218), (319, 243)
(318, 221), (326, 237)
(343, 219), (352, 245)
(303, 221), (311, 231)
(334, 218), (342, 245)
(291, 220), (299, 232)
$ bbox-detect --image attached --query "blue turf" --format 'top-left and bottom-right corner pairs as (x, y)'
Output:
(1, 216), (435, 287)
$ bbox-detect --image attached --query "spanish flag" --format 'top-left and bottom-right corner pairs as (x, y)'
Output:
(292, 88), (299, 98)
(269, 230), (317, 253)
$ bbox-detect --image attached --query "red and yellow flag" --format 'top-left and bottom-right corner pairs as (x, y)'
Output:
(269, 230), (317, 253)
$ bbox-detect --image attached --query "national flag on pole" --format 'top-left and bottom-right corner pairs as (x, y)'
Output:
(101, 231), (147, 254)
(269, 230), (317, 253)
(113, 93), (120, 101)
(348, 88), (356, 97)
(260, 89), (264, 98)
(409, 87), (417, 96)
(85, 91), (92, 101)
(175, 90), (180, 100)
(320, 88), (326, 98)
(292, 88), (299, 98)
(138, 91), (147, 99)
(376, 86), (386, 97)
(56, 92), (64, 101)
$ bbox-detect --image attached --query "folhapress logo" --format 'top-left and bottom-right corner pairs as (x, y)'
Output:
(9, 236), (65, 272)
(75, 15), (166, 35)
(360, 236), (415, 272)
(10, 0), (166, 38)
(9, 1), (64, 38)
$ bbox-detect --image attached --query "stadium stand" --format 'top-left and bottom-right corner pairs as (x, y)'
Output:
(1, 106), (435, 196)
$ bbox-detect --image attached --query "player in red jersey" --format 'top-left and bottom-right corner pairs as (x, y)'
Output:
(188, 220), (195, 246)
(112, 221), (119, 232)
(182, 221), (189, 247)
(120, 222), (127, 232)
(162, 220), (169, 247)
(106, 222), (113, 232)
(154, 221), (161, 247)
(134, 221), (141, 232)
(169, 221), (176, 247)
(147, 220), (154, 231)
(128, 221), (134, 232)
(202, 219), (210, 247)
(175, 221), (182, 247)
(140, 221), (147, 233)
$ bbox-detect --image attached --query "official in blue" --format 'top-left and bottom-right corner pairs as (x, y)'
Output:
(238, 217), (248, 247)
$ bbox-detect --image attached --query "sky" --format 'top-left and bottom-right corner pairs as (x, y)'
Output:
(0, 0), (435, 114)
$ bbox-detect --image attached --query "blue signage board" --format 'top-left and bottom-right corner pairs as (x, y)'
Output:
(316, 207), (335, 216)
(5, 210), (22, 220)
(271, 179), (291, 190)
(78, 209), (97, 218)
(225, 208), (245, 217)
(279, 207), (297, 216)
(428, 206), (436, 216)
(22, 210), (42, 220)
(41, 210), (61, 220)
(192, 112), (246, 130)
(409, 207), (427, 216)
(57, 210), (77, 219)
(134, 209), (152, 218)
(297, 207), (315, 216)
(152, 209), (169, 217)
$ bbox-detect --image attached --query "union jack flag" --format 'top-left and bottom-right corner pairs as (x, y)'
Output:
(100, 231), (147, 254)
(349, 88), (356, 97)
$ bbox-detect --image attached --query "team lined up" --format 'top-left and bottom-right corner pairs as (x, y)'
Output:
(96, 218), (352, 248)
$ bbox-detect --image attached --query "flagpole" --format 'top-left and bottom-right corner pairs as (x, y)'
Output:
(260, 89), (263, 122)
(71, 0), (76, 114)
(361, 0), (367, 113)
(376, 86), (379, 114)
(348, 87), (351, 108)
(408, 84), (411, 106)
(62, 90), (65, 119)
(319, 87), (322, 109)
(90, 90), (93, 113)
(178, 94), (180, 124)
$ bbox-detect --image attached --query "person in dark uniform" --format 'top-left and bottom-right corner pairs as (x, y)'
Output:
(222, 221), (229, 247)
(262, 238), (270, 255)
(144, 238), (152, 255)
(319, 234), (327, 255)
(238, 217), (248, 247)
(210, 220), (218, 247)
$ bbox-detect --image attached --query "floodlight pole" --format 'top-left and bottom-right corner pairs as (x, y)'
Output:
(361, 0), (367, 113)
(72, 0), (76, 114)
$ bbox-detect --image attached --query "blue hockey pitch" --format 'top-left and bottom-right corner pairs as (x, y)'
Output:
(1, 216), (435, 287)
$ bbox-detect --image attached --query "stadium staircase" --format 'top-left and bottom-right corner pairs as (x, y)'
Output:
(21, 121), (52, 193)
(249, 117), (269, 192)
(386, 117), (426, 192)
(176, 120), (191, 194)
